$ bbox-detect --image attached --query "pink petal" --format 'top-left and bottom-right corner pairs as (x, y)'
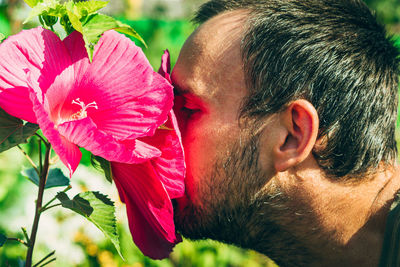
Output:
(0, 86), (37, 123)
(149, 50), (185, 198)
(139, 111), (185, 199)
(44, 32), (90, 124)
(27, 73), (81, 176)
(0, 27), (71, 122)
(158, 50), (171, 83)
(63, 30), (174, 140)
(57, 117), (161, 163)
(112, 161), (181, 259)
(62, 31), (90, 74)
(42, 65), (75, 124)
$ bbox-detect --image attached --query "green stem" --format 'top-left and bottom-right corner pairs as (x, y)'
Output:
(38, 139), (42, 174)
(32, 250), (55, 267)
(37, 257), (56, 267)
(34, 133), (47, 144)
(21, 227), (30, 244)
(50, 25), (56, 34)
(40, 203), (61, 213)
(17, 145), (39, 176)
(25, 143), (51, 267)
(41, 185), (71, 212)
(7, 237), (29, 247)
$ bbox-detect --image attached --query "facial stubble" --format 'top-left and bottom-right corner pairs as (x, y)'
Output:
(173, 132), (315, 266)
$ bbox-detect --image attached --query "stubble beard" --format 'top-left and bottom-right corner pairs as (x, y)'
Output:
(174, 133), (316, 267)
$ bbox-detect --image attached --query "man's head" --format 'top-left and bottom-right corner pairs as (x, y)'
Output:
(172, 0), (399, 265)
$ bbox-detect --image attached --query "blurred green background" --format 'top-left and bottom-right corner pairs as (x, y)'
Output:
(0, 0), (399, 266)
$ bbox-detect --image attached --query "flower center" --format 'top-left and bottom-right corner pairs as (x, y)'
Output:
(69, 98), (98, 121)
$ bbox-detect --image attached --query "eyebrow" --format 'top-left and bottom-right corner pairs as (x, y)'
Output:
(172, 78), (208, 103)
(173, 86), (206, 107)
(173, 86), (190, 96)
(172, 81), (198, 98)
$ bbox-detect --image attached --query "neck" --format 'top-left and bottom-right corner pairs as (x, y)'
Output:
(281, 163), (400, 267)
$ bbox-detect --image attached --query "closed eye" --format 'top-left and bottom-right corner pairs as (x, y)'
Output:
(183, 96), (201, 111)
(174, 93), (202, 119)
(181, 106), (200, 117)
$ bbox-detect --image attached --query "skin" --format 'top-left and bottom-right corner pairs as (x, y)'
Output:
(171, 10), (400, 267)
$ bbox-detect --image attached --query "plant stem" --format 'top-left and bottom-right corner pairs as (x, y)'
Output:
(32, 250), (55, 267)
(37, 257), (56, 267)
(34, 133), (47, 144)
(17, 145), (39, 176)
(7, 237), (29, 247)
(38, 139), (42, 174)
(40, 203), (61, 213)
(21, 227), (30, 244)
(41, 185), (71, 212)
(25, 143), (51, 267)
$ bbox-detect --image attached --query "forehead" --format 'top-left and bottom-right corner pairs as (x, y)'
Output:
(171, 10), (248, 102)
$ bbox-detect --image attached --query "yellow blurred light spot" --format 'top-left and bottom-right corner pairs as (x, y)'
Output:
(86, 243), (98, 256)
(98, 251), (117, 267)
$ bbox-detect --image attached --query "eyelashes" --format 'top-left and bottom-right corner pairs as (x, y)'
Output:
(182, 99), (201, 117)
(181, 106), (200, 117)
(173, 94), (202, 118)
(183, 97), (201, 111)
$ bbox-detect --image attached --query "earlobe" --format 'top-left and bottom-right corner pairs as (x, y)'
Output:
(273, 100), (319, 172)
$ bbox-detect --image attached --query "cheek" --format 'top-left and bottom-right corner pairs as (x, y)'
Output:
(179, 116), (216, 204)
(182, 114), (241, 193)
(183, 115), (218, 173)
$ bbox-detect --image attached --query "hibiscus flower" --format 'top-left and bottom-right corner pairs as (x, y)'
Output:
(111, 50), (185, 259)
(0, 27), (173, 176)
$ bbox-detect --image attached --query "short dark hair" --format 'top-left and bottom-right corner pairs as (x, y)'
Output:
(193, 0), (400, 178)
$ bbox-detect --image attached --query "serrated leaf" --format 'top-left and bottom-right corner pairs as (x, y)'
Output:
(115, 27), (145, 46)
(57, 191), (123, 258)
(0, 109), (39, 153)
(0, 233), (6, 247)
(74, 0), (108, 17)
(81, 13), (145, 61)
(23, 0), (39, 8)
(22, 168), (70, 189)
(66, 8), (83, 33)
(92, 155), (113, 183)
(65, 0), (108, 35)
(55, 191), (71, 206)
(24, 0), (66, 24)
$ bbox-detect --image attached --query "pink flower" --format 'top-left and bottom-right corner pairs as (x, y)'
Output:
(0, 27), (173, 176)
(111, 50), (185, 259)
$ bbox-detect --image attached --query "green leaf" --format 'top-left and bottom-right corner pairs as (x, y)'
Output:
(73, 0), (108, 17)
(0, 33), (5, 43)
(92, 155), (113, 183)
(23, 0), (39, 8)
(65, 0), (108, 35)
(57, 191), (123, 258)
(66, 8), (83, 33)
(22, 168), (70, 189)
(0, 109), (39, 153)
(24, 0), (66, 24)
(0, 233), (6, 247)
(81, 13), (145, 61)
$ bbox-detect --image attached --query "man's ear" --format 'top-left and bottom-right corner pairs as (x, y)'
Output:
(273, 99), (319, 172)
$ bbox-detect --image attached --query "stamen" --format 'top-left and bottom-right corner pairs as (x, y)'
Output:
(69, 98), (98, 121)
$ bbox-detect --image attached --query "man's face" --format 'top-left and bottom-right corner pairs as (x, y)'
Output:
(171, 12), (313, 263)
(171, 11), (249, 235)
(171, 11), (278, 242)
